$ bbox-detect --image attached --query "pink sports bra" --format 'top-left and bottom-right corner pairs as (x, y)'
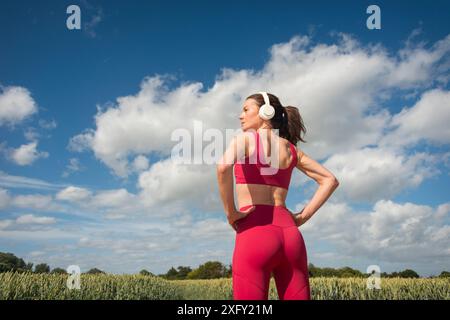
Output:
(234, 131), (298, 189)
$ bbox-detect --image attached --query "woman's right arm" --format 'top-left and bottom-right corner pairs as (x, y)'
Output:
(216, 133), (255, 229)
(293, 149), (339, 226)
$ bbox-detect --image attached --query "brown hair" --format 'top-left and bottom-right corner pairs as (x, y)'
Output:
(245, 92), (307, 145)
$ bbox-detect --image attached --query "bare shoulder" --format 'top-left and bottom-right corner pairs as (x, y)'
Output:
(296, 146), (305, 162)
(295, 147), (316, 170)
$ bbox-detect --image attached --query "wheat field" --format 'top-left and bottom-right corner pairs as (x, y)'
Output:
(0, 272), (448, 300)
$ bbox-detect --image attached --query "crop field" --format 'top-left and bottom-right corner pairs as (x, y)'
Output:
(0, 272), (448, 300)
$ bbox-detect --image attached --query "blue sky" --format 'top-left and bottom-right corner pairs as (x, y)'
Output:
(1, 0), (449, 276)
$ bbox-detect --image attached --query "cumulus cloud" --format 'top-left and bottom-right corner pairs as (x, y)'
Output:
(69, 33), (450, 190)
(321, 147), (440, 202)
(132, 155), (149, 172)
(55, 185), (147, 219)
(8, 141), (49, 166)
(137, 157), (221, 210)
(380, 89), (450, 147)
(300, 199), (450, 264)
(0, 86), (38, 126)
(91, 188), (136, 209)
(67, 129), (95, 152)
(61, 32), (450, 223)
(56, 186), (92, 202)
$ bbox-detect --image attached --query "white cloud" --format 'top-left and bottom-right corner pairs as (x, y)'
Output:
(38, 119), (57, 130)
(56, 186), (92, 202)
(322, 147), (440, 202)
(189, 218), (231, 240)
(137, 157), (220, 210)
(132, 155), (149, 172)
(300, 199), (450, 264)
(0, 171), (66, 190)
(0, 219), (13, 230)
(0, 228), (78, 239)
(380, 89), (450, 147)
(62, 158), (84, 177)
(30, 250), (46, 257)
(11, 194), (54, 210)
(386, 36), (450, 88)
(68, 129), (95, 152)
(16, 214), (56, 225)
(0, 86), (38, 126)
(91, 188), (136, 209)
(55, 185), (146, 220)
(0, 214), (56, 232)
(0, 188), (11, 209)
(9, 141), (49, 166)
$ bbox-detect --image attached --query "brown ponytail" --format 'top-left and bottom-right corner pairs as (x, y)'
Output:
(245, 93), (307, 145)
(283, 105), (307, 145)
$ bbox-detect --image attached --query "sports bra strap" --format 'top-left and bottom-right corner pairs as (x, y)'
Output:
(254, 130), (298, 168)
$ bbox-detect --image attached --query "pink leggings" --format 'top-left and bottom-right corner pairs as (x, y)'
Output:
(232, 204), (310, 300)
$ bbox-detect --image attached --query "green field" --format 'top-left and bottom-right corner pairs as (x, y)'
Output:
(0, 272), (448, 300)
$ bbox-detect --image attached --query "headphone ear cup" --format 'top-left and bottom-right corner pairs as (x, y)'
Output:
(258, 105), (265, 119)
(259, 104), (275, 120)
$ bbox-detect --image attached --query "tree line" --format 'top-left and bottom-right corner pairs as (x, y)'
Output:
(1, 252), (449, 279)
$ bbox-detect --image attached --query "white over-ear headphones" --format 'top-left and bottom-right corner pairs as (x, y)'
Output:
(258, 91), (275, 120)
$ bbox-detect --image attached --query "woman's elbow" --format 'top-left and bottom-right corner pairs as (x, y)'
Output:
(319, 175), (339, 187)
(216, 163), (233, 175)
(329, 176), (339, 188)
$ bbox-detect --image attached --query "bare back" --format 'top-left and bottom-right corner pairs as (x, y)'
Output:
(235, 130), (297, 209)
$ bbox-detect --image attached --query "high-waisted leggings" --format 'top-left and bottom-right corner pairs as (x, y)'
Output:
(232, 204), (310, 300)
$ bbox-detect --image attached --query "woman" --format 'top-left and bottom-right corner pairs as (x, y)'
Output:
(216, 92), (339, 300)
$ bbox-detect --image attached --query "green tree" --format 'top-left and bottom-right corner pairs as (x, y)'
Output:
(85, 268), (105, 274)
(339, 266), (364, 278)
(438, 271), (450, 278)
(187, 261), (228, 279)
(34, 263), (50, 273)
(51, 267), (67, 274)
(139, 269), (154, 276)
(165, 266), (179, 280)
(176, 266), (192, 279)
(0, 252), (28, 272)
(308, 263), (318, 277)
(397, 269), (420, 278)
